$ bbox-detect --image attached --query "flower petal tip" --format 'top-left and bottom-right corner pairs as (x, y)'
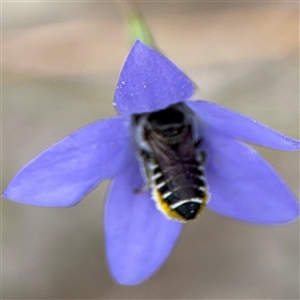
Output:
(104, 161), (182, 286)
(110, 269), (151, 286)
(204, 130), (300, 225)
(114, 41), (194, 115)
(3, 117), (131, 207)
(187, 100), (300, 151)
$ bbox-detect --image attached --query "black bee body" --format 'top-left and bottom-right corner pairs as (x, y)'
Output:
(131, 102), (208, 222)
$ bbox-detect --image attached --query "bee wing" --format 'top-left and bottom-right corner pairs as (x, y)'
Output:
(147, 132), (174, 166)
(149, 126), (195, 162)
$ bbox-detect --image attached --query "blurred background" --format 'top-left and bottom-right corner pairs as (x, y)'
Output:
(2, 2), (299, 299)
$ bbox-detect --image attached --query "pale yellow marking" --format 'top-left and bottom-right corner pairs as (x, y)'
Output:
(151, 172), (162, 181)
(156, 181), (166, 189)
(170, 198), (203, 209)
(149, 164), (159, 170)
(162, 191), (172, 199)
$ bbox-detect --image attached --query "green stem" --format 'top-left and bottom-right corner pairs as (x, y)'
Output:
(117, 1), (200, 94)
(117, 1), (157, 49)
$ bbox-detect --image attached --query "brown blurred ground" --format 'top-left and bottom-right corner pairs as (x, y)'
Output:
(2, 2), (299, 299)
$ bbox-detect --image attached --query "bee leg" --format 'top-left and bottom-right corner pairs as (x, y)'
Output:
(200, 150), (206, 164)
(134, 183), (151, 194)
(139, 149), (153, 161)
(195, 138), (207, 164)
(194, 138), (203, 148)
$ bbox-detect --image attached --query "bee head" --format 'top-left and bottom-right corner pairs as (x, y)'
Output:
(148, 104), (185, 139)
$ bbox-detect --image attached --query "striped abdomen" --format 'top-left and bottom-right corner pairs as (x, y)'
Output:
(150, 157), (208, 222)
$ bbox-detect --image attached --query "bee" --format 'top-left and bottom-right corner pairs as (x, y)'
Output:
(131, 102), (209, 222)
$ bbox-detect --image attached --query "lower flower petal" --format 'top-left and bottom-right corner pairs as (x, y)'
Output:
(4, 117), (130, 207)
(204, 128), (299, 224)
(104, 157), (182, 285)
(187, 100), (300, 151)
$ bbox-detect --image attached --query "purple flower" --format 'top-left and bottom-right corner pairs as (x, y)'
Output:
(3, 41), (299, 285)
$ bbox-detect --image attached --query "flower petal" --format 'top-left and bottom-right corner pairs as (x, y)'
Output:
(203, 128), (299, 224)
(3, 117), (130, 207)
(104, 156), (182, 285)
(114, 40), (194, 115)
(187, 100), (300, 150)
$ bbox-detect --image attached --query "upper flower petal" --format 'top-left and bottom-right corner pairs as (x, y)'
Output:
(3, 117), (130, 207)
(203, 127), (299, 224)
(114, 40), (194, 115)
(187, 100), (300, 151)
(104, 156), (182, 285)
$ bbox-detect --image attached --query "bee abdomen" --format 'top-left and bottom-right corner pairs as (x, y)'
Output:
(170, 199), (203, 220)
(151, 164), (208, 221)
(163, 186), (207, 220)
